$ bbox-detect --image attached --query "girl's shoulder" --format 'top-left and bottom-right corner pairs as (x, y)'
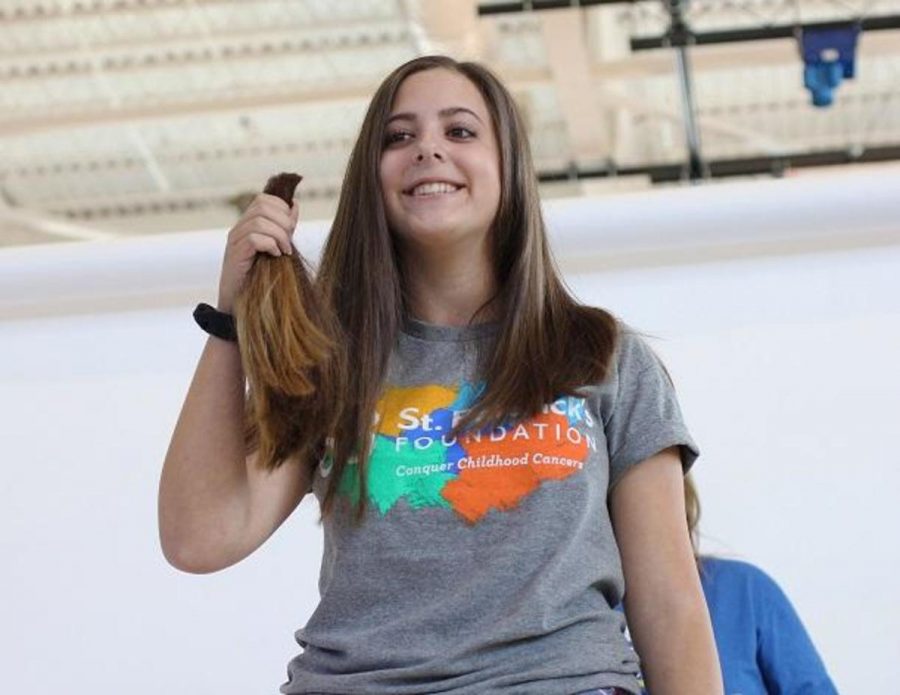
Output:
(609, 319), (670, 382)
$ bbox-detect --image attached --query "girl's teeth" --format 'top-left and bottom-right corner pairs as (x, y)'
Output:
(412, 182), (459, 196)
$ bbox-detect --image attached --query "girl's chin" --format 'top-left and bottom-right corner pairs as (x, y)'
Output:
(396, 224), (485, 249)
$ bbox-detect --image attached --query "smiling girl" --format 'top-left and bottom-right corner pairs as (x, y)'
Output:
(159, 55), (722, 695)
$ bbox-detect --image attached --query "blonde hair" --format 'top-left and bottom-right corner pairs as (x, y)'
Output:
(683, 472), (702, 562)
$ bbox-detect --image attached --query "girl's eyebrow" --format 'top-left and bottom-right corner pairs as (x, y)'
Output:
(386, 106), (484, 125)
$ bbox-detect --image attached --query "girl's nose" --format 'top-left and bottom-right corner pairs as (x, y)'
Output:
(415, 134), (445, 162)
(415, 150), (444, 162)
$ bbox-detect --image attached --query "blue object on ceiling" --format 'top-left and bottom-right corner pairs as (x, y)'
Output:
(800, 24), (860, 108)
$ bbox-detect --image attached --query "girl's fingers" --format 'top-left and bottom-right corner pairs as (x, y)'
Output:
(247, 232), (283, 257)
(240, 217), (292, 255)
(245, 207), (294, 235)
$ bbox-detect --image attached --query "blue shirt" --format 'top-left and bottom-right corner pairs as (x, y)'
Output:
(700, 557), (839, 695)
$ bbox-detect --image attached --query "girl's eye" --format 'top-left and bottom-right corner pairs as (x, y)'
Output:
(384, 131), (412, 145)
(449, 126), (475, 139)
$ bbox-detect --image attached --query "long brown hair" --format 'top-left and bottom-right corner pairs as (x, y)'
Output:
(235, 55), (619, 524)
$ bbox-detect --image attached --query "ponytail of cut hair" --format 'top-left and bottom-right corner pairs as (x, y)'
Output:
(234, 247), (347, 476)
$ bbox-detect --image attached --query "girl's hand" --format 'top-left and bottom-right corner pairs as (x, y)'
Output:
(216, 193), (299, 312)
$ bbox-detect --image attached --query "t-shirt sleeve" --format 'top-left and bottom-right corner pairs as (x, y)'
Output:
(752, 566), (840, 694)
(604, 327), (700, 490)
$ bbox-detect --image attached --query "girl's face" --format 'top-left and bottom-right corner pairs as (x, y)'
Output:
(379, 68), (501, 253)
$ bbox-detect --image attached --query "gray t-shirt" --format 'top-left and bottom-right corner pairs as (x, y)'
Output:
(281, 317), (699, 695)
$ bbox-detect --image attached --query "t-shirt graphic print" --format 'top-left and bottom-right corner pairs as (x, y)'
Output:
(282, 316), (699, 695)
(322, 381), (598, 524)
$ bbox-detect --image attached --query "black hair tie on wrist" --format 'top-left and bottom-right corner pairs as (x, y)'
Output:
(193, 302), (237, 342)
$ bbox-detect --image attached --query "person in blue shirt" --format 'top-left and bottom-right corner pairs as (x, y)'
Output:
(681, 475), (840, 695)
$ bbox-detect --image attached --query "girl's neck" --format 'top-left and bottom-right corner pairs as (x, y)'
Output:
(400, 242), (499, 327)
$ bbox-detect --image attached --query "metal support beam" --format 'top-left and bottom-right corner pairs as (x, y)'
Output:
(537, 143), (900, 183)
(632, 15), (900, 50)
(479, 0), (637, 15)
(666, 0), (707, 181)
(477, 0), (900, 48)
(0, 204), (115, 241)
(0, 83), (372, 137)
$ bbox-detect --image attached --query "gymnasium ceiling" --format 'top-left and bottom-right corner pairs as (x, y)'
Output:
(1, 0), (899, 247)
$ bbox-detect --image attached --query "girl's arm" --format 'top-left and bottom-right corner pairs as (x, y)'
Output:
(159, 189), (307, 574)
(158, 336), (311, 574)
(610, 447), (723, 695)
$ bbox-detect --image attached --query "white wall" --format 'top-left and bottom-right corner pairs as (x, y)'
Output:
(567, 245), (900, 694)
(2, 169), (898, 693)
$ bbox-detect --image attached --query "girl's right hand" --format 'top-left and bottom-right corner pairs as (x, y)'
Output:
(216, 193), (299, 313)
